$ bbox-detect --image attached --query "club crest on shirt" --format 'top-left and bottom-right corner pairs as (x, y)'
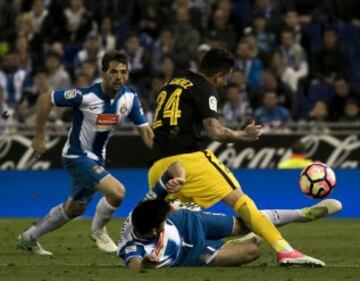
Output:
(92, 165), (104, 174)
(125, 245), (137, 254)
(120, 104), (128, 115)
(64, 89), (78, 100)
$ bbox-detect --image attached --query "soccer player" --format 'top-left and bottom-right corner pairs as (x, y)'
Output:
(118, 164), (342, 269)
(16, 51), (153, 255)
(148, 47), (325, 266)
(278, 140), (313, 169)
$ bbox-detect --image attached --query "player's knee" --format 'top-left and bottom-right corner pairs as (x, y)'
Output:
(245, 243), (261, 262)
(64, 201), (87, 218)
(107, 183), (125, 206)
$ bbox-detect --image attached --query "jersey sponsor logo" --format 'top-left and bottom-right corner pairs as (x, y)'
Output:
(209, 96), (217, 112)
(95, 114), (119, 132)
(95, 114), (119, 125)
(64, 89), (79, 100)
(125, 245), (137, 254)
(92, 165), (105, 174)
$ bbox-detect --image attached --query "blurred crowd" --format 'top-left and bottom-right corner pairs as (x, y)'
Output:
(1, 0), (360, 133)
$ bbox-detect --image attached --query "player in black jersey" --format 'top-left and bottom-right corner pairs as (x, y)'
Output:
(148, 48), (325, 267)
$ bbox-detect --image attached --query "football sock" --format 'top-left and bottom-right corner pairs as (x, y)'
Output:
(91, 197), (117, 233)
(234, 195), (294, 253)
(261, 209), (303, 227)
(23, 203), (69, 241)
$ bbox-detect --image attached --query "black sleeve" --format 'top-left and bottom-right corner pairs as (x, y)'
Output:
(191, 83), (219, 121)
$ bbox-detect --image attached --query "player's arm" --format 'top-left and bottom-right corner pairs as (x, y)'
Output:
(32, 89), (82, 157)
(203, 118), (262, 143)
(32, 92), (53, 156)
(136, 125), (154, 149)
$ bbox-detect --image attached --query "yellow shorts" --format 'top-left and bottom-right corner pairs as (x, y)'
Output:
(148, 150), (240, 208)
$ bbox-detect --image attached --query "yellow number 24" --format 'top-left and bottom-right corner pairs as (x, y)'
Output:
(153, 88), (182, 129)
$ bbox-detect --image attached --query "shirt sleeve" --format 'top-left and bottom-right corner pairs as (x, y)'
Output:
(191, 84), (219, 120)
(128, 93), (148, 126)
(51, 89), (83, 107)
(118, 242), (146, 264)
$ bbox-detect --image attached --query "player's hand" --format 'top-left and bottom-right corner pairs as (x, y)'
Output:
(31, 135), (46, 158)
(241, 121), (262, 142)
(166, 177), (185, 194)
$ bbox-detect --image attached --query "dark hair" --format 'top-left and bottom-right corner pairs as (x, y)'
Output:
(101, 50), (128, 72)
(199, 48), (235, 76)
(132, 199), (170, 235)
(46, 51), (61, 61)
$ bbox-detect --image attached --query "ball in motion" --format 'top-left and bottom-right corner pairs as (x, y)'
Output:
(299, 162), (336, 199)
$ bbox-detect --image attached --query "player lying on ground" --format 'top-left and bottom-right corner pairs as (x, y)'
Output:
(16, 51), (153, 255)
(118, 163), (342, 269)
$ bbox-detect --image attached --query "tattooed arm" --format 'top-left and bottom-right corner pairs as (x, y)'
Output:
(203, 118), (262, 143)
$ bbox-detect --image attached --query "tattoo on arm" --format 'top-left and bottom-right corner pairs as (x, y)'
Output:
(203, 118), (243, 143)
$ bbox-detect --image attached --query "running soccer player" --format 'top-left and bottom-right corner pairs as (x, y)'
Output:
(118, 164), (342, 269)
(16, 51), (153, 255)
(148, 47), (326, 266)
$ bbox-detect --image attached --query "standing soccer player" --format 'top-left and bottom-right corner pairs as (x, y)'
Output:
(148, 48), (324, 266)
(16, 51), (153, 255)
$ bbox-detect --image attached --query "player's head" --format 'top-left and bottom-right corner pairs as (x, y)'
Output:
(199, 48), (235, 89)
(292, 140), (307, 155)
(101, 51), (129, 95)
(132, 199), (171, 239)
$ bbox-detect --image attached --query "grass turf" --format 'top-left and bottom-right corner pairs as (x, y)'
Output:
(1, 218), (359, 281)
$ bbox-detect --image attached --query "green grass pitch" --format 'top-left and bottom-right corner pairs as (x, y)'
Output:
(1, 218), (359, 281)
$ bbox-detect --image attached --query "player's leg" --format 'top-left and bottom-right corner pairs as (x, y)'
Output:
(210, 241), (261, 266)
(16, 198), (87, 256)
(91, 174), (125, 252)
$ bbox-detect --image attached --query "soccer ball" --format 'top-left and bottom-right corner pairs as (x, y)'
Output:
(299, 162), (336, 199)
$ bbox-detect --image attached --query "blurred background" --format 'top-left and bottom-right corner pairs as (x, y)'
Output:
(0, 0), (360, 217)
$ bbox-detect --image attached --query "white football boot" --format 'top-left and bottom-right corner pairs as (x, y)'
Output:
(90, 227), (117, 253)
(16, 234), (53, 256)
(302, 199), (342, 221)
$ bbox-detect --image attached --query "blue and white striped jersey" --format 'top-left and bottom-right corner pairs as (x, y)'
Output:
(52, 83), (148, 163)
(118, 213), (182, 268)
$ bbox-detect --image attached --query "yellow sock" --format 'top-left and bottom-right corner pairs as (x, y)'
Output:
(234, 195), (292, 253)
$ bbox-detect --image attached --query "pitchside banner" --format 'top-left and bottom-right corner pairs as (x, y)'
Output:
(0, 133), (360, 169)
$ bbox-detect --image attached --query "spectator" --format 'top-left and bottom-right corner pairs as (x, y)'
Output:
(15, 36), (32, 72)
(251, 69), (296, 115)
(279, 28), (308, 91)
(27, 0), (48, 35)
(221, 83), (252, 123)
(271, 51), (299, 93)
(160, 55), (176, 82)
(78, 60), (100, 84)
(74, 32), (105, 71)
(0, 85), (13, 134)
(340, 98), (360, 122)
(252, 14), (276, 55)
(234, 41), (263, 89)
(205, 8), (237, 51)
(312, 28), (347, 84)
(17, 68), (53, 126)
(255, 91), (291, 131)
(329, 77), (360, 121)
(99, 17), (116, 52)
(0, 52), (28, 108)
(278, 140), (313, 169)
(45, 51), (71, 90)
(0, 0), (17, 54)
(253, 0), (283, 32)
(63, 0), (93, 44)
(152, 28), (175, 73)
(74, 71), (92, 88)
(171, 6), (201, 70)
(308, 100), (329, 122)
(123, 33), (151, 86)
(146, 71), (166, 109)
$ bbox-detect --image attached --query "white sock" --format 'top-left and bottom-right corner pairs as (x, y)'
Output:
(91, 197), (117, 233)
(261, 209), (303, 227)
(23, 204), (70, 241)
